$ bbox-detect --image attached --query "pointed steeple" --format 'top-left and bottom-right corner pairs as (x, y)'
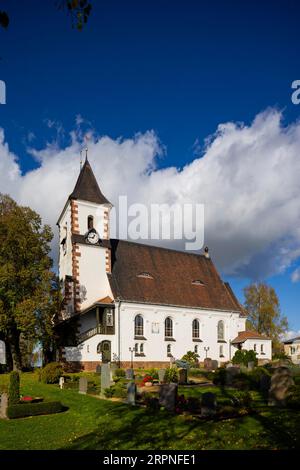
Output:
(69, 159), (111, 205)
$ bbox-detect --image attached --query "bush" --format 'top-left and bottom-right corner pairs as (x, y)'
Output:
(40, 362), (63, 384)
(232, 349), (257, 367)
(164, 366), (178, 383)
(146, 368), (158, 379)
(212, 368), (226, 387)
(286, 385), (300, 409)
(114, 368), (126, 378)
(232, 372), (252, 390)
(7, 401), (64, 419)
(181, 351), (199, 366)
(231, 391), (253, 408)
(8, 371), (20, 405)
(104, 384), (127, 399)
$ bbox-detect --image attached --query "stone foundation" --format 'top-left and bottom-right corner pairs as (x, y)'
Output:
(62, 360), (171, 372)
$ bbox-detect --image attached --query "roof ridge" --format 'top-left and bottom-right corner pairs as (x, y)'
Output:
(111, 238), (209, 258)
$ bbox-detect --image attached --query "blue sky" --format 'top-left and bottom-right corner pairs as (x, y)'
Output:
(0, 0), (299, 332)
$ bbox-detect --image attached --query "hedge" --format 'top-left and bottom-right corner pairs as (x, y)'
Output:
(7, 401), (64, 419)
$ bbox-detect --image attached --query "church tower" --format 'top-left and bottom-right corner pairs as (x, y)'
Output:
(57, 158), (113, 320)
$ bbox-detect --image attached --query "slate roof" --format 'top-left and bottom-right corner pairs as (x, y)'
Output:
(107, 239), (243, 313)
(231, 330), (270, 344)
(69, 159), (111, 205)
(283, 336), (300, 345)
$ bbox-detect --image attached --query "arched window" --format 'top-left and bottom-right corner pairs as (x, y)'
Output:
(97, 343), (101, 353)
(87, 215), (94, 230)
(254, 344), (257, 352)
(140, 343), (144, 354)
(134, 314), (143, 336)
(134, 343), (139, 355)
(167, 344), (172, 356)
(192, 319), (200, 339)
(219, 345), (224, 357)
(217, 320), (224, 341)
(165, 317), (173, 338)
(260, 344), (264, 354)
(194, 345), (198, 354)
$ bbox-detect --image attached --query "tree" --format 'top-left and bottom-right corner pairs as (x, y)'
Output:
(243, 282), (288, 354)
(0, 194), (59, 370)
(0, 1), (92, 31)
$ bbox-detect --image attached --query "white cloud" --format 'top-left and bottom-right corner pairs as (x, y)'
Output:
(282, 330), (300, 341)
(291, 267), (300, 283)
(1, 108), (300, 280)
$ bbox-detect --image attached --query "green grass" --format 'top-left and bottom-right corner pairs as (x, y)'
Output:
(0, 372), (299, 450)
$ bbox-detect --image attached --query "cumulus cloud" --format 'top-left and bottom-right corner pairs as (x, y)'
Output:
(291, 267), (300, 283)
(1, 108), (300, 280)
(282, 330), (300, 341)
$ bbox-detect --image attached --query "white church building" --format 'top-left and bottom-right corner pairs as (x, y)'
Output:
(56, 158), (272, 370)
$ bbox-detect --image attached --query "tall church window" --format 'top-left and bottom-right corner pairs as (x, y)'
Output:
(165, 317), (173, 338)
(217, 320), (225, 341)
(134, 314), (143, 336)
(167, 344), (172, 356)
(88, 215), (94, 230)
(192, 319), (200, 339)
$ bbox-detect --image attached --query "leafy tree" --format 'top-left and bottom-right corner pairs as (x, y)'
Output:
(0, 1), (92, 31)
(232, 349), (257, 367)
(244, 282), (288, 354)
(181, 351), (199, 365)
(0, 194), (59, 370)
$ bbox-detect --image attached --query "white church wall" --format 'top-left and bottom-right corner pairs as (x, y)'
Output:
(77, 245), (113, 310)
(243, 338), (272, 360)
(118, 302), (246, 364)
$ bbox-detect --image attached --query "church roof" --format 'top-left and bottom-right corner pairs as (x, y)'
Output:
(231, 330), (270, 344)
(69, 159), (111, 205)
(108, 239), (243, 313)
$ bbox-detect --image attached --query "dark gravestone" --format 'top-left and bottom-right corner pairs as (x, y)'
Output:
(211, 360), (218, 370)
(268, 367), (294, 406)
(0, 393), (8, 419)
(204, 358), (213, 370)
(79, 376), (88, 394)
(201, 392), (217, 417)
(260, 374), (271, 398)
(225, 366), (240, 386)
(126, 368), (134, 380)
(127, 382), (137, 405)
(159, 383), (178, 412)
(158, 369), (165, 384)
(178, 368), (188, 385)
(101, 363), (111, 396)
(248, 361), (255, 371)
(95, 365), (101, 374)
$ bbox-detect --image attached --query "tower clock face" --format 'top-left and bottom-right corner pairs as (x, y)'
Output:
(86, 229), (100, 244)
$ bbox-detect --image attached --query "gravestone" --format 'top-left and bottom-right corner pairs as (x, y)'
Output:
(0, 393), (8, 419)
(101, 363), (111, 396)
(158, 369), (165, 384)
(79, 376), (88, 394)
(247, 361), (255, 371)
(268, 367), (294, 406)
(201, 392), (217, 417)
(226, 362), (233, 368)
(260, 373), (271, 398)
(178, 368), (188, 385)
(125, 368), (134, 380)
(211, 360), (218, 370)
(95, 364), (101, 374)
(159, 383), (178, 412)
(225, 366), (240, 386)
(59, 376), (65, 390)
(110, 363), (117, 381)
(204, 357), (213, 370)
(127, 382), (136, 405)
(0, 340), (6, 365)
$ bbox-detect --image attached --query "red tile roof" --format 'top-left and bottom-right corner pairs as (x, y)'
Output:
(108, 239), (243, 313)
(231, 330), (270, 344)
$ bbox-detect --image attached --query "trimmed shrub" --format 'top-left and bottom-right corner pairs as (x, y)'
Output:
(164, 366), (178, 383)
(114, 368), (126, 378)
(8, 371), (20, 405)
(104, 384), (127, 399)
(40, 362), (63, 384)
(7, 401), (64, 419)
(232, 349), (257, 367)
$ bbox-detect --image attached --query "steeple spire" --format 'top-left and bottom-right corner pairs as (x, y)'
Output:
(69, 158), (111, 205)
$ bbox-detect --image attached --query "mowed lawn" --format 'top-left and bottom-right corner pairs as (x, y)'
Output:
(0, 373), (299, 450)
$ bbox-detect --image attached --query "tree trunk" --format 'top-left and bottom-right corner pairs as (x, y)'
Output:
(5, 341), (13, 372)
(9, 330), (22, 371)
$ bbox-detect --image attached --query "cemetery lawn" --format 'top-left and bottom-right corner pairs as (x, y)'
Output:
(0, 372), (299, 450)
